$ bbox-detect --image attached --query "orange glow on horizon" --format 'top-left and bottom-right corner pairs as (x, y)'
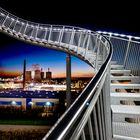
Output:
(0, 70), (22, 78)
(52, 71), (94, 78)
(0, 70), (94, 78)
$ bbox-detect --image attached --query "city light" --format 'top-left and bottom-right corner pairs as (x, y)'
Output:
(45, 102), (52, 106)
(28, 101), (34, 106)
(11, 101), (16, 105)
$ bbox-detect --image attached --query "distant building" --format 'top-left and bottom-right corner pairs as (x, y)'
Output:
(46, 68), (52, 81)
(41, 72), (44, 80)
(41, 68), (44, 80)
(25, 71), (32, 82)
(34, 70), (41, 82)
(25, 64), (52, 83)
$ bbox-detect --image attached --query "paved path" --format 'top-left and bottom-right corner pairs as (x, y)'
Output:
(0, 125), (51, 131)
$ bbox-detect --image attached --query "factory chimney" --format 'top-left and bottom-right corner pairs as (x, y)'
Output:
(23, 59), (26, 89)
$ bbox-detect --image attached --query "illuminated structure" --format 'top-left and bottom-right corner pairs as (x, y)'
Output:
(23, 59), (26, 89)
(25, 66), (52, 83)
(41, 68), (45, 80)
(25, 71), (32, 82)
(34, 69), (41, 82)
(46, 68), (52, 81)
(0, 7), (140, 140)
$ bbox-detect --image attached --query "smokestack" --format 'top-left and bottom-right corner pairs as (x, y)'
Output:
(23, 59), (26, 89)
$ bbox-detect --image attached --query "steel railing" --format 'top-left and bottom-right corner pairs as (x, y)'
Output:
(0, 7), (113, 140)
(98, 31), (140, 76)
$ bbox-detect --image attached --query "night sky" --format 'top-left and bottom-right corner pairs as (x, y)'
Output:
(0, 36), (94, 78)
(0, 1), (140, 78)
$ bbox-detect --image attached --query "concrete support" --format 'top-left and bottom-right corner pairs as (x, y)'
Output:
(66, 53), (71, 108)
(23, 59), (26, 90)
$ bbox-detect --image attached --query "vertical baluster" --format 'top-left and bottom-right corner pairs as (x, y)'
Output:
(99, 93), (106, 140)
(77, 31), (82, 53)
(108, 32), (112, 41)
(44, 27), (48, 41)
(30, 25), (35, 38)
(13, 18), (19, 32)
(81, 130), (86, 140)
(2, 13), (9, 26)
(0, 13), (5, 25)
(39, 26), (44, 40)
(48, 25), (52, 41)
(97, 99), (103, 140)
(92, 34), (98, 54)
(82, 32), (88, 48)
(93, 107), (99, 140)
(8, 18), (14, 30)
(18, 22), (24, 35)
(80, 32), (88, 56)
(35, 24), (39, 39)
(69, 28), (76, 50)
(23, 22), (28, 35)
(123, 36), (131, 67)
(7, 17), (13, 29)
(58, 26), (65, 44)
(69, 27), (75, 47)
(95, 36), (101, 70)
(88, 117), (94, 140)
(84, 33), (91, 57)
(102, 41), (108, 61)
(132, 43), (137, 74)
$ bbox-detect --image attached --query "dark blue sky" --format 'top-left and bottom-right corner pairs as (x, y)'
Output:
(0, 34), (93, 78)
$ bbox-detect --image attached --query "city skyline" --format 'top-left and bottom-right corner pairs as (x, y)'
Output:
(0, 35), (94, 78)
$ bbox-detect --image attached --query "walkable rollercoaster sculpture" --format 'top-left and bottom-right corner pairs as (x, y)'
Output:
(1, 7), (140, 140)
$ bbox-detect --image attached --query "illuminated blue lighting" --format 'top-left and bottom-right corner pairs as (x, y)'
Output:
(102, 31), (107, 34)
(45, 102), (52, 106)
(35, 102), (54, 106)
(120, 34), (126, 37)
(127, 35), (132, 38)
(113, 33), (119, 36)
(0, 101), (21, 105)
(11, 101), (16, 105)
(134, 36), (140, 40)
(97, 31), (102, 33)
(28, 101), (34, 105)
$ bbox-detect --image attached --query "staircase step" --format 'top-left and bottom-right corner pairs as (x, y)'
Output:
(112, 105), (140, 115)
(111, 105), (140, 122)
(111, 61), (118, 64)
(111, 92), (140, 101)
(111, 92), (140, 105)
(111, 76), (140, 83)
(111, 64), (124, 69)
(113, 122), (140, 140)
(111, 83), (140, 91)
(111, 70), (131, 75)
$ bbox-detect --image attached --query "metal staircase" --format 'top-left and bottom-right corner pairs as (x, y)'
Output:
(110, 63), (140, 140)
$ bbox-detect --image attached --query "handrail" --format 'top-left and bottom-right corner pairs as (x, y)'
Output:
(0, 7), (113, 140)
(98, 31), (140, 76)
(43, 39), (112, 140)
